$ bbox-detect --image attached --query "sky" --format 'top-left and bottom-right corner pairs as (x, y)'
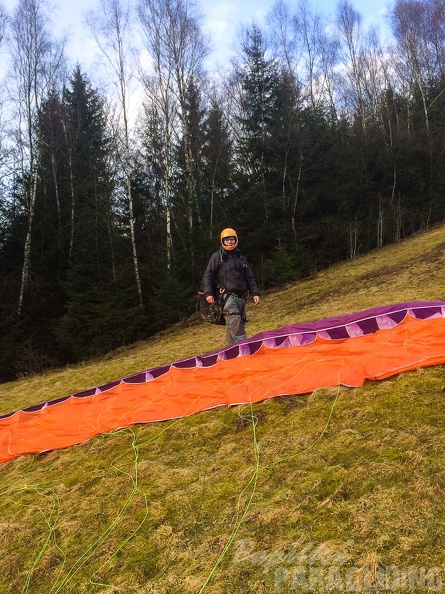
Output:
(3, 0), (393, 73)
(201, 0), (392, 65)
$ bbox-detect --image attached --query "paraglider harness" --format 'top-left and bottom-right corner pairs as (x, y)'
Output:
(198, 288), (230, 325)
(198, 249), (239, 325)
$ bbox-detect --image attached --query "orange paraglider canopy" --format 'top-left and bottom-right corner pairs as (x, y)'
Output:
(1, 301), (445, 464)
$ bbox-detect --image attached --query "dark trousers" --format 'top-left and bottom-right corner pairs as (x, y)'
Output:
(223, 294), (246, 345)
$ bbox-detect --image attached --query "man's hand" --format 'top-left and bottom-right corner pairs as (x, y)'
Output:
(253, 296), (260, 304)
(206, 295), (215, 304)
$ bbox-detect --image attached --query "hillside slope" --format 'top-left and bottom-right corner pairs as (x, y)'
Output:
(0, 226), (444, 593)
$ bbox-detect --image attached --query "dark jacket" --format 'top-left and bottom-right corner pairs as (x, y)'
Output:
(203, 248), (260, 298)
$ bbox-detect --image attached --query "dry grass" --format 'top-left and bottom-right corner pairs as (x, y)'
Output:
(0, 226), (445, 593)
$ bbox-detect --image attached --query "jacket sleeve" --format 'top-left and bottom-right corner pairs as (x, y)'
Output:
(244, 259), (260, 296)
(202, 252), (221, 297)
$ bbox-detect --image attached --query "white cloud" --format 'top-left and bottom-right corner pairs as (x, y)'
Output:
(200, 0), (271, 66)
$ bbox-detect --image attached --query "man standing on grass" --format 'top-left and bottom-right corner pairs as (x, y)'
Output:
(202, 228), (260, 345)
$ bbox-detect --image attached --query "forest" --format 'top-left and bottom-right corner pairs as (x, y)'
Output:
(0, 0), (444, 381)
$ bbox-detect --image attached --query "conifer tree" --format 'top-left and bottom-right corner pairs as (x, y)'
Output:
(201, 100), (236, 238)
(56, 67), (146, 360)
(235, 25), (284, 234)
(9, 0), (65, 317)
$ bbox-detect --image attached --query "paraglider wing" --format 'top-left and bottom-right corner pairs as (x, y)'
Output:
(1, 301), (445, 463)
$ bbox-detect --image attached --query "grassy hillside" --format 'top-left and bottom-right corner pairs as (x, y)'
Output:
(1, 226), (445, 593)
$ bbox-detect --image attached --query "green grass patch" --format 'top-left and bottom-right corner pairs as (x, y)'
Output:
(1, 226), (445, 592)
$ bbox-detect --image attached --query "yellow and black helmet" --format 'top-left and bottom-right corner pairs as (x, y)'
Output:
(220, 228), (238, 250)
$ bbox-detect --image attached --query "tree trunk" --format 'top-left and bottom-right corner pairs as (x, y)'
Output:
(17, 156), (39, 316)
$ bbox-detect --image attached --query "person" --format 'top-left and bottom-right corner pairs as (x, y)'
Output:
(202, 228), (260, 345)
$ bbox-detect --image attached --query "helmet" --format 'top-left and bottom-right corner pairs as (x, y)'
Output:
(220, 228), (238, 250)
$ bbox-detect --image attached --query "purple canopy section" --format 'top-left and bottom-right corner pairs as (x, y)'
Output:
(2, 301), (444, 421)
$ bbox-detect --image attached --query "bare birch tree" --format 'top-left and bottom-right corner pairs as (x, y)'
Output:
(8, 0), (65, 316)
(87, 0), (144, 307)
(138, 0), (209, 264)
(294, 1), (334, 111)
(138, 64), (175, 267)
(0, 5), (9, 177)
(429, 0), (445, 78)
(268, 0), (339, 113)
(335, 0), (367, 128)
(268, 0), (303, 78)
(390, 0), (445, 138)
